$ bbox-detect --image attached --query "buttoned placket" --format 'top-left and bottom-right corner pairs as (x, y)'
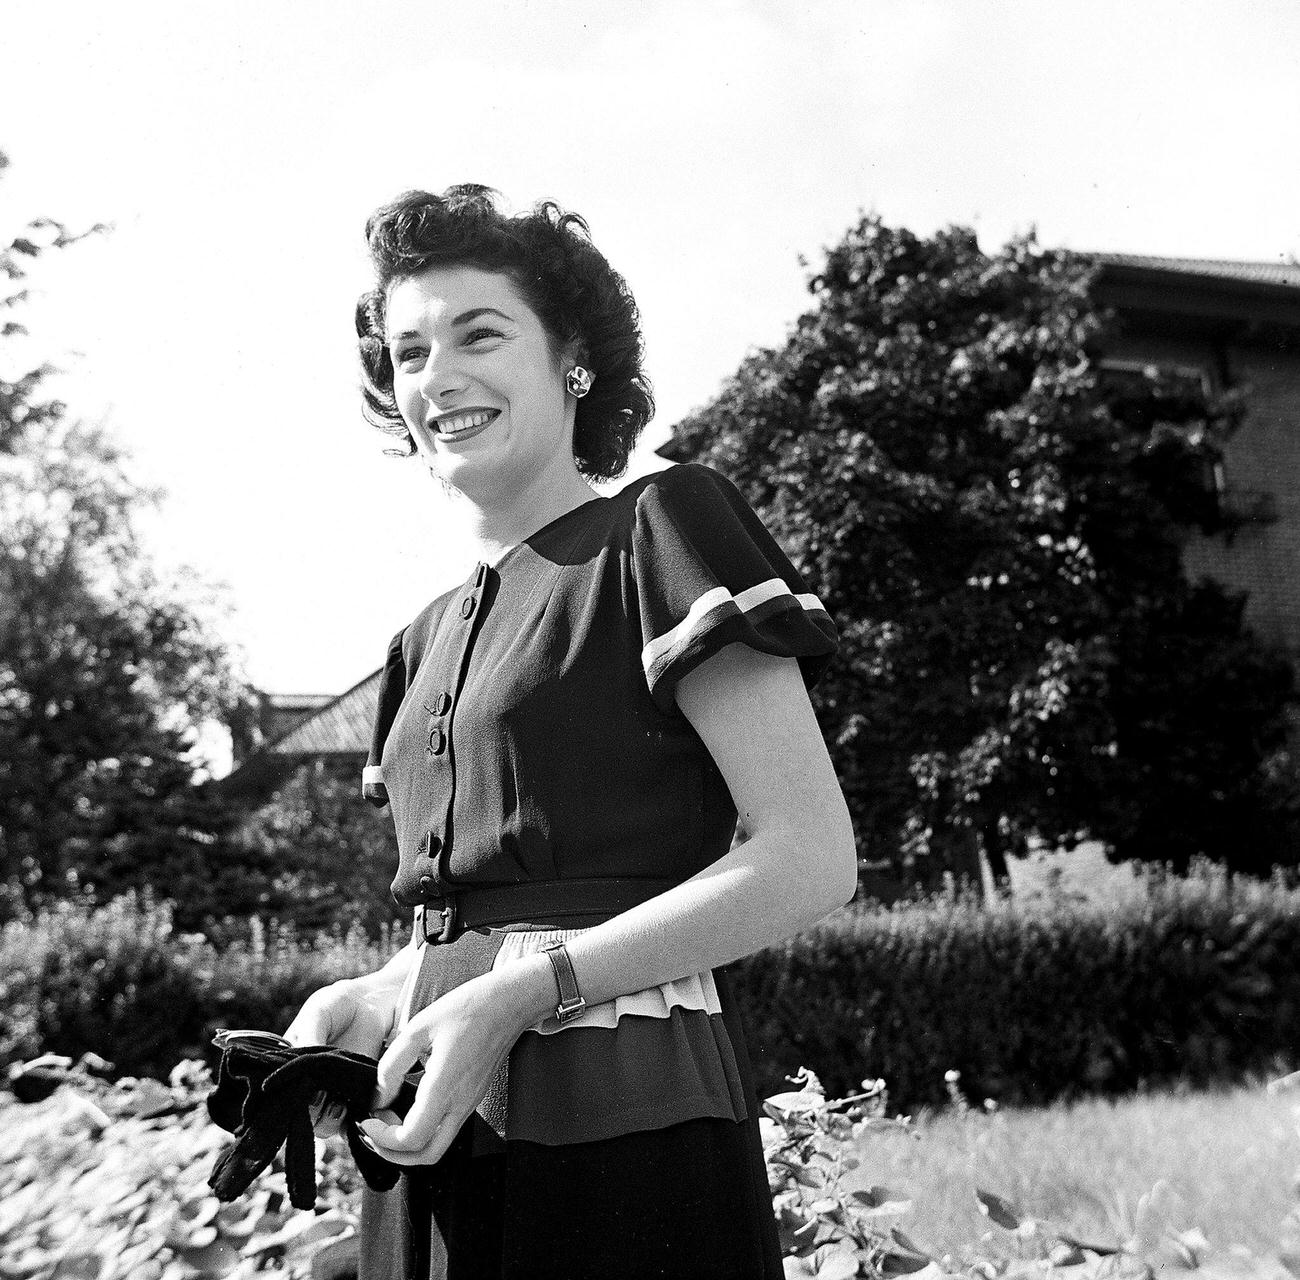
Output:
(403, 560), (490, 941)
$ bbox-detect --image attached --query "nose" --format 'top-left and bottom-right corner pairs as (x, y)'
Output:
(418, 346), (468, 406)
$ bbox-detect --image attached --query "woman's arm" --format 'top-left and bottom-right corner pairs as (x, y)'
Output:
(564, 641), (858, 1000)
(365, 644), (857, 1162)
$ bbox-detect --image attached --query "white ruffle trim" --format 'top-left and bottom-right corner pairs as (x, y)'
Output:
(490, 926), (721, 1036)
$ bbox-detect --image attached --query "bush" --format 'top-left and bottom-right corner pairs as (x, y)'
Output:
(0, 892), (394, 1079)
(219, 761), (409, 941)
(732, 863), (1300, 1107)
(3, 867), (1296, 1110)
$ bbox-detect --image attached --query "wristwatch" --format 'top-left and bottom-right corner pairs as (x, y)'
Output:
(542, 941), (587, 1025)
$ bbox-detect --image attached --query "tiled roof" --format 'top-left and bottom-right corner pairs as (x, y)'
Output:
(1095, 252), (1300, 290)
(268, 692), (334, 713)
(265, 668), (381, 756)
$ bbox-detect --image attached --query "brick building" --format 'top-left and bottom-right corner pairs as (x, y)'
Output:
(1092, 253), (1300, 659)
(224, 254), (1300, 794)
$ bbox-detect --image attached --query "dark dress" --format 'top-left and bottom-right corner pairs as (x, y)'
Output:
(357, 463), (837, 1280)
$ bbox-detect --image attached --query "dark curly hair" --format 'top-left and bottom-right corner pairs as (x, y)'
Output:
(356, 185), (654, 481)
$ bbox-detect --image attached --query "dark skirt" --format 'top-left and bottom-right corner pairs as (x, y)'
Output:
(357, 968), (783, 1280)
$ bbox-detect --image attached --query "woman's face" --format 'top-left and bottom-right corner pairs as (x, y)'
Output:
(385, 264), (573, 500)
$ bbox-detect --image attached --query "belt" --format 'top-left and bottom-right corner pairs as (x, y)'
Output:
(415, 876), (679, 947)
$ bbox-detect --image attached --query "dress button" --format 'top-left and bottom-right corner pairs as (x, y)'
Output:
(433, 691), (452, 715)
(428, 727), (446, 755)
(460, 596), (476, 619)
(419, 874), (434, 892)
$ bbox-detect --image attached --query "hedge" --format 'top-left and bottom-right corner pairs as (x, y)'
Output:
(2, 867), (1296, 1110)
(0, 895), (392, 1081)
(733, 866), (1300, 1105)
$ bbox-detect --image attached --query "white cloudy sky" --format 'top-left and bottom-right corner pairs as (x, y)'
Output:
(4, 0), (1298, 708)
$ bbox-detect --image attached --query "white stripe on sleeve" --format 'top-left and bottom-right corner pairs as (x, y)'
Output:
(640, 576), (827, 680)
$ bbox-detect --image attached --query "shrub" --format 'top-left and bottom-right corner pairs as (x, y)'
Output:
(3, 865), (1296, 1109)
(219, 761), (409, 941)
(0, 892), (393, 1079)
(732, 862), (1300, 1106)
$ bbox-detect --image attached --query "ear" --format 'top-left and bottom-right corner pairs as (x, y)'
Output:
(559, 334), (589, 369)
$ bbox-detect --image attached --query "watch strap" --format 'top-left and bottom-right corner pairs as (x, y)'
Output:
(542, 941), (586, 1025)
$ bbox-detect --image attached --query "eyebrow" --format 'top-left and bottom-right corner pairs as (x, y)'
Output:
(388, 307), (515, 344)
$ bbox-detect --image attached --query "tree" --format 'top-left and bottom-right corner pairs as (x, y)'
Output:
(229, 762), (408, 939)
(0, 150), (253, 915)
(663, 217), (1296, 887)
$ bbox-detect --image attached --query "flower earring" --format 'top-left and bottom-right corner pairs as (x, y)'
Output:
(566, 366), (594, 398)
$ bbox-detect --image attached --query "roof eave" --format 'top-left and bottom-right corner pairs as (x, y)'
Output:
(1093, 259), (1300, 332)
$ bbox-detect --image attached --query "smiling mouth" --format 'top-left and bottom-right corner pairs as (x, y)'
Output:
(431, 408), (500, 442)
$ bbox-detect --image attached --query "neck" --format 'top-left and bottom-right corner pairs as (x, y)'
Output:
(460, 457), (599, 565)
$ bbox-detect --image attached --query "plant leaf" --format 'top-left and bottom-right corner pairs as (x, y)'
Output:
(1131, 1179), (1181, 1256)
(852, 1186), (913, 1216)
(766, 1090), (825, 1116)
(976, 1189), (1024, 1231)
(811, 1242), (861, 1278)
(1057, 1230), (1120, 1258)
(879, 1250), (935, 1275)
(890, 1228), (931, 1259)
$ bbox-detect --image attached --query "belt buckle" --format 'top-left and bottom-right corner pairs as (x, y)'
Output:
(419, 895), (459, 946)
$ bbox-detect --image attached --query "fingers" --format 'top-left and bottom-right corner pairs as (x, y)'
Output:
(359, 1107), (457, 1166)
(373, 1029), (424, 1112)
(284, 986), (353, 1048)
(283, 1017), (327, 1050)
(360, 1130), (451, 1165)
(309, 1092), (347, 1138)
(373, 1036), (435, 1134)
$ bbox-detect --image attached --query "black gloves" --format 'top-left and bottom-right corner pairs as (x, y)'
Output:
(207, 1039), (417, 1210)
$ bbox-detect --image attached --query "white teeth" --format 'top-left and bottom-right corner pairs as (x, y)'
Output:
(437, 410), (494, 436)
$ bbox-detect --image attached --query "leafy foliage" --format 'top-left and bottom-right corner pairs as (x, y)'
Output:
(762, 1066), (1294, 1279)
(0, 893), (396, 1079)
(762, 1067), (921, 1277)
(663, 216), (1297, 881)
(0, 151), (106, 445)
(0, 1057), (364, 1279)
(227, 763), (408, 940)
(3, 868), (1295, 1112)
(732, 861), (1300, 1108)
(0, 151), (252, 917)
(3, 1058), (1291, 1279)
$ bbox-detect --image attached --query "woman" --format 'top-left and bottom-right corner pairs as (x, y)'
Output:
(286, 184), (857, 1280)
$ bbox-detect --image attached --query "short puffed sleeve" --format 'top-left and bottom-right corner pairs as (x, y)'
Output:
(362, 628), (407, 807)
(632, 463), (838, 714)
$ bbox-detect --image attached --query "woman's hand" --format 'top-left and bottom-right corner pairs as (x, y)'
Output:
(359, 957), (553, 1166)
(284, 976), (402, 1136)
(284, 976), (398, 1056)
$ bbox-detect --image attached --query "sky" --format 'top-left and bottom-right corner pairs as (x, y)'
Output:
(4, 0), (1299, 723)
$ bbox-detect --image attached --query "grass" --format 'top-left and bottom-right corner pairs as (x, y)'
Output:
(856, 1078), (1299, 1262)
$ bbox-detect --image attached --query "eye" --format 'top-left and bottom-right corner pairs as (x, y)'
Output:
(393, 346), (427, 367)
(465, 327), (504, 345)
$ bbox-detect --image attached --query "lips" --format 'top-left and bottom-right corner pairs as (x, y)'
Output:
(429, 408), (500, 444)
